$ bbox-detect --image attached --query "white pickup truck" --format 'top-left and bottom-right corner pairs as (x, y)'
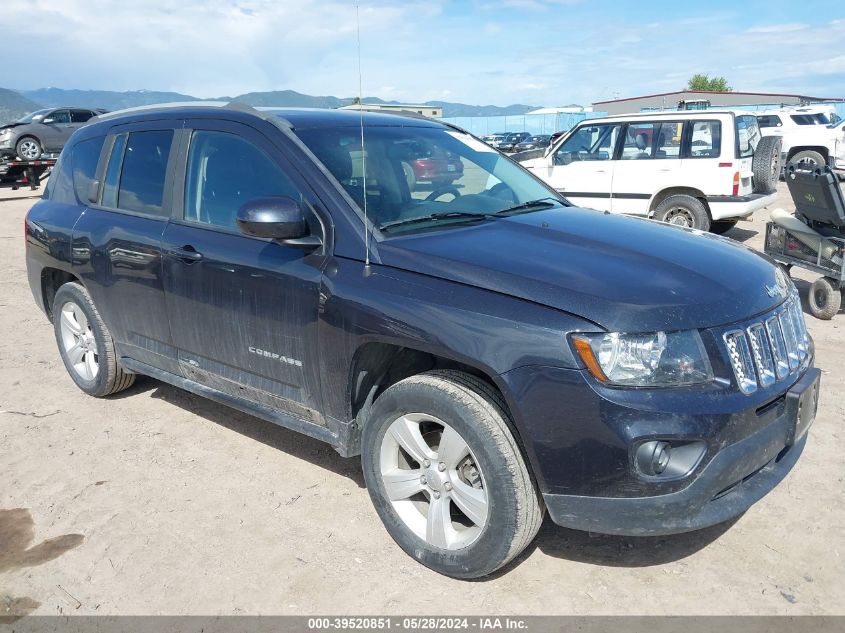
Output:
(756, 107), (845, 178)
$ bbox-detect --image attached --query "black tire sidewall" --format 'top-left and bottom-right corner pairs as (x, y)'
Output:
(808, 278), (842, 320)
(361, 379), (522, 578)
(655, 195), (710, 231)
(53, 284), (112, 395)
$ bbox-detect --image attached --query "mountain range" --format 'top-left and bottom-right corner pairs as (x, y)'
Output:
(0, 87), (539, 123)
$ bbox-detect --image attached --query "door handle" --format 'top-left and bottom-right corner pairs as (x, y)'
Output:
(169, 245), (203, 263)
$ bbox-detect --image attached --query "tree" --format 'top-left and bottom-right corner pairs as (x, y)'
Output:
(352, 96), (362, 105)
(686, 74), (731, 92)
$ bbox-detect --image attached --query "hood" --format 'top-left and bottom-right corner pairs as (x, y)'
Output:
(0, 122), (24, 131)
(378, 207), (786, 332)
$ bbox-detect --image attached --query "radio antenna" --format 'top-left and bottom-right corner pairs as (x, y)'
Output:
(356, 2), (371, 270)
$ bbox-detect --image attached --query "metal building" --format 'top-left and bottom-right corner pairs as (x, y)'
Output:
(592, 90), (844, 116)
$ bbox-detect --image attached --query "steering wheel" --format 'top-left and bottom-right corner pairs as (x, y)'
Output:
(488, 182), (517, 203)
(426, 186), (461, 202)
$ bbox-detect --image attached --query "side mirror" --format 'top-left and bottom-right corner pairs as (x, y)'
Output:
(42, 118), (55, 124)
(86, 180), (100, 204)
(236, 196), (319, 247)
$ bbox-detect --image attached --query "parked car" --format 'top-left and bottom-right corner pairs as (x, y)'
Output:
(516, 110), (782, 233)
(497, 132), (531, 153)
(480, 133), (507, 147)
(756, 107), (845, 175)
(26, 104), (818, 579)
(0, 107), (106, 161)
(484, 132), (520, 150)
(514, 135), (551, 152)
(394, 139), (464, 190)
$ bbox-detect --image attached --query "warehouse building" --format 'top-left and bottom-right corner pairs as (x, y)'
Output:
(592, 90), (844, 116)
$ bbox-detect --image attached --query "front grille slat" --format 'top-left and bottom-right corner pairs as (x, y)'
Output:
(723, 295), (809, 394)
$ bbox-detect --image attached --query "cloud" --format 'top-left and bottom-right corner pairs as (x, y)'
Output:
(747, 23), (808, 33)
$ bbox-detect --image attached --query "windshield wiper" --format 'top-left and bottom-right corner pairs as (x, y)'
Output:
(379, 211), (493, 232)
(492, 197), (561, 216)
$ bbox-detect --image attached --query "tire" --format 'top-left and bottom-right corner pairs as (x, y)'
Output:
(361, 370), (543, 579)
(752, 135), (782, 193)
(788, 150), (826, 170)
(807, 277), (842, 320)
(53, 282), (136, 397)
(654, 195), (710, 231)
(710, 220), (738, 235)
(16, 136), (43, 161)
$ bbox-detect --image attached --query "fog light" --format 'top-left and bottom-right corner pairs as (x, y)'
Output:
(637, 441), (671, 476)
(634, 440), (707, 479)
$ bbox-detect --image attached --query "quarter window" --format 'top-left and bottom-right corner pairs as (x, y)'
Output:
(184, 130), (302, 230)
(71, 137), (106, 203)
(757, 115), (782, 128)
(687, 120), (721, 158)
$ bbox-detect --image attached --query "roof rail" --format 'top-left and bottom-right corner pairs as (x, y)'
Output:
(90, 100), (231, 122)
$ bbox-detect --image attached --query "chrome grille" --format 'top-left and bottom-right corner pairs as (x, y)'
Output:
(723, 295), (810, 395)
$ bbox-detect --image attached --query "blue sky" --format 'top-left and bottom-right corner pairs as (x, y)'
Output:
(4, 0), (844, 106)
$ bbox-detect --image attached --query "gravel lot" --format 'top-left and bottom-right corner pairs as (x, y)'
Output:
(1, 181), (843, 617)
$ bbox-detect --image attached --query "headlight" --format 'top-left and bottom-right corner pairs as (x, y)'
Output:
(571, 330), (713, 387)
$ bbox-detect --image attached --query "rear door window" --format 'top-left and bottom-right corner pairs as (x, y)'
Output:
(101, 130), (174, 215)
(655, 122), (683, 159)
(686, 120), (721, 158)
(620, 123), (656, 160)
(70, 110), (95, 124)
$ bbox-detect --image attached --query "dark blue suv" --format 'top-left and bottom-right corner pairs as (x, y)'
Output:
(25, 104), (820, 578)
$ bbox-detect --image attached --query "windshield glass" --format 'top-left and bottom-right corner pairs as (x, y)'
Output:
(295, 125), (565, 233)
(17, 109), (52, 124)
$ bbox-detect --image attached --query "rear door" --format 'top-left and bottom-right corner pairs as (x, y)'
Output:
(539, 122), (621, 211)
(72, 123), (182, 374)
(611, 120), (684, 216)
(161, 119), (327, 423)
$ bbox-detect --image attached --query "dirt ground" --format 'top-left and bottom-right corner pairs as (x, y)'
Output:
(1, 181), (843, 617)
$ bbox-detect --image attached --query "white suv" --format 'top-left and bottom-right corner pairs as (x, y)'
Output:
(756, 106), (845, 176)
(516, 110), (781, 233)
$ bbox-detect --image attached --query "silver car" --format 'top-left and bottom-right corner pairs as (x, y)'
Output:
(0, 107), (106, 161)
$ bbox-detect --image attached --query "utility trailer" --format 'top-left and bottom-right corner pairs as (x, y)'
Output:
(0, 156), (56, 190)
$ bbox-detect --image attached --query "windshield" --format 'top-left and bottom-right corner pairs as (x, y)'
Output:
(17, 109), (52, 124)
(296, 125), (565, 233)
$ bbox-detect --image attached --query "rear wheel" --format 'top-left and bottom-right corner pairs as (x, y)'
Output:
(361, 370), (543, 578)
(710, 220), (738, 235)
(53, 282), (136, 397)
(807, 277), (842, 320)
(16, 137), (42, 161)
(654, 195), (710, 231)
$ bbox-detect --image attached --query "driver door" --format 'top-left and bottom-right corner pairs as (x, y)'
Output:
(541, 123), (621, 211)
(40, 109), (73, 152)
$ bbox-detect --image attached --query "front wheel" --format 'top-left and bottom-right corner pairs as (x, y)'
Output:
(53, 282), (136, 397)
(16, 137), (43, 161)
(654, 195), (710, 231)
(789, 150), (826, 169)
(361, 370), (543, 578)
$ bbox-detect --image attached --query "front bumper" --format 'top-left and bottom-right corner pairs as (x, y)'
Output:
(498, 359), (819, 536)
(706, 191), (777, 221)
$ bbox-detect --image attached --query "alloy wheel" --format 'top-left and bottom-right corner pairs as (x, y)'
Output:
(379, 413), (489, 550)
(59, 301), (99, 381)
(18, 140), (40, 160)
